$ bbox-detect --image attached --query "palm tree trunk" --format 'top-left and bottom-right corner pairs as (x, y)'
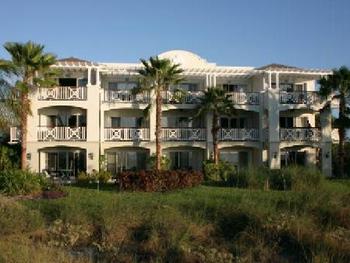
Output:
(20, 94), (28, 170)
(212, 114), (219, 164)
(338, 95), (346, 178)
(155, 89), (162, 172)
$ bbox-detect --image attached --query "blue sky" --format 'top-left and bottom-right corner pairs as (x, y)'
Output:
(0, 0), (349, 69)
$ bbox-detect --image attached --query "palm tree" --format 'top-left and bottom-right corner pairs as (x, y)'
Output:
(0, 41), (58, 169)
(319, 66), (350, 177)
(195, 87), (236, 164)
(136, 56), (183, 171)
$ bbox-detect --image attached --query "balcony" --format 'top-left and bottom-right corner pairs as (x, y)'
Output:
(161, 128), (206, 141)
(104, 90), (150, 103)
(226, 92), (260, 105)
(219, 128), (259, 141)
(279, 91), (320, 105)
(162, 90), (204, 104)
(38, 86), (87, 100)
(38, 126), (86, 141)
(280, 128), (321, 142)
(104, 128), (150, 141)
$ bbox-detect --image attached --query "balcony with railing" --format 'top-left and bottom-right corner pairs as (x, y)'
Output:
(104, 128), (150, 141)
(279, 91), (320, 105)
(38, 86), (87, 100)
(225, 92), (260, 105)
(219, 128), (259, 141)
(37, 126), (86, 141)
(104, 90), (150, 103)
(280, 128), (321, 142)
(162, 90), (204, 104)
(161, 128), (206, 141)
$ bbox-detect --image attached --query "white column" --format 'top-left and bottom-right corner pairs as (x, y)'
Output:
(268, 72), (281, 169)
(87, 67), (92, 86)
(96, 69), (100, 86)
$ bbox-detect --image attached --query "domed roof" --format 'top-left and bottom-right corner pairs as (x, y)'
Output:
(158, 50), (215, 68)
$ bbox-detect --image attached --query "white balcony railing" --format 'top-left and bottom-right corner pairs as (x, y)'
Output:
(10, 127), (20, 143)
(38, 86), (87, 100)
(104, 128), (150, 141)
(38, 127), (86, 141)
(162, 90), (204, 104)
(104, 90), (150, 103)
(280, 128), (321, 142)
(161, 128), (206, 141)
(226, 92), (260, 105)
(219, 128), (259, 141)
(279, 91), (320, 105)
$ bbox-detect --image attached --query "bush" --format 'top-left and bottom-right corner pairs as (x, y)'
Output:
(0, 145), (20, 170)
(147, 154), (171, 170)
(203, 160), (236, 182)
(77, 170), (112, 184)
(117, 170), (203, 192)
(0, 169), (48, 196)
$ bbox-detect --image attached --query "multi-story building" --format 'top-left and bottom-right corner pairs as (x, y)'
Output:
(10, 50), (333, 176)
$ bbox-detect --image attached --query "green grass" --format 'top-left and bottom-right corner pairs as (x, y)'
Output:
(1, 180), (350, 262)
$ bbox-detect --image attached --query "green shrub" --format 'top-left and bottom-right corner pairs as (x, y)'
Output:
(147, 154), (171, 170)
(203, 160), (236, 182)
(77, 170), (112, 184)
(118, 170), (203, 191)
(0, 169), (47, 196)
(0, 145), (19, 170)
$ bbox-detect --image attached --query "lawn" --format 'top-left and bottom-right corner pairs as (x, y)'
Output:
(0, 180), (350, 262)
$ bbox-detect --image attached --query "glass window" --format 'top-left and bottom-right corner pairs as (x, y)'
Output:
(111, 117), (121, 128)
(108, 82), (138, 91)
(220, 118), (229, 128)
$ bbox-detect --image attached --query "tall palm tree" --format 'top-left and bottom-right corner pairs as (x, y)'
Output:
(0, 41), (58, 169)
(136, 56), (183, 171)
(319, 66), (350, 177)
(195, 87), (236, 164)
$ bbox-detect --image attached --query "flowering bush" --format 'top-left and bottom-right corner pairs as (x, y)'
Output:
(117, 170), (203, 192)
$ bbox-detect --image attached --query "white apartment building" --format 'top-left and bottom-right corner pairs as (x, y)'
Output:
(10, 50), (333, 177)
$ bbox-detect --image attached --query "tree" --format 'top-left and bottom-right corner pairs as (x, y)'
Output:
(136, 56), (183, 171)
(195, 87), (236, 164)
(0, 41), (58, 169)
(319, 66), (350, 177)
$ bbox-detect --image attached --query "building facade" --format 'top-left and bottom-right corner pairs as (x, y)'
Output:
(10, 50), (333, 176)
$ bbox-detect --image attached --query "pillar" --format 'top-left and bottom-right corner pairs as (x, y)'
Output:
(268, 72), (281, 169)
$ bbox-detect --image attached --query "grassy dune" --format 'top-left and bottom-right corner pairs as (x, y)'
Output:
(0, 180), (349, 262)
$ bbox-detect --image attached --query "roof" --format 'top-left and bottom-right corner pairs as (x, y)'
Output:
(56, 57), (98, 67)
(257, 63), (331, 75)
(257, 63), (301, 71)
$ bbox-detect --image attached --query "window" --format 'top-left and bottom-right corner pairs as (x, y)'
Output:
(78, 78), (88, 87)
(280, 83), (294, 92)
(107, 151), (147, 174)
(223, 84), (247, 92)
(280, 117), (294, 128)
(108, 82), (138, 91)
(59, 78), (76, 87)
(220, 117), (246, 128)
(169, 151), (192, 170)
